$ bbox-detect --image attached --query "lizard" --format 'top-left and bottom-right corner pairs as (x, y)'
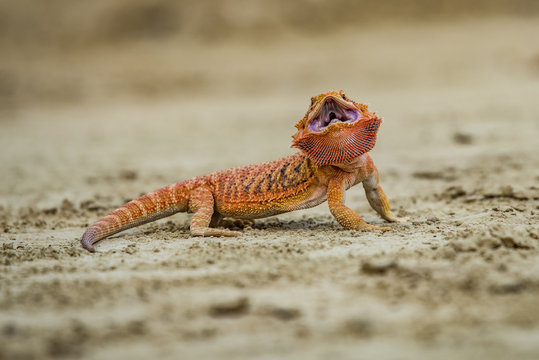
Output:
(81, 90), (406, 252)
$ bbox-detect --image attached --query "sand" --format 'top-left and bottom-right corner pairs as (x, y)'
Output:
(1, 15), (539, 360)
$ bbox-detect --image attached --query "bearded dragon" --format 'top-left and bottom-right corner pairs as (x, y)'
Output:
(81, 90), (405, 252)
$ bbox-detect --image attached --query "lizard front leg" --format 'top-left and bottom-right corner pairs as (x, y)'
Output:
(362, 167), (408, 223)
(327, 177), (391, 232)
(189, 187), (242, 237)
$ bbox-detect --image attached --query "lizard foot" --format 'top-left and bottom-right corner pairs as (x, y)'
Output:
(191, 228), (242, 237)
(384, 214), (410, 223)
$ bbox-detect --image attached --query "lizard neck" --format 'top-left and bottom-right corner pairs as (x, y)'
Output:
(306, 153), (371, 174)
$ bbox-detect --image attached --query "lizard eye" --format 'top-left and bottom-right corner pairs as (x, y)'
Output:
(310, 98), (315, 106)
(341, 94), (347, 100)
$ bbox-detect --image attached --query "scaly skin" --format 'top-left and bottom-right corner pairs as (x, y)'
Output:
(81, 90), (405, 252)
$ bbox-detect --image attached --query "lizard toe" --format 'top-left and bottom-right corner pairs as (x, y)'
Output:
(191, 228), (242, 237)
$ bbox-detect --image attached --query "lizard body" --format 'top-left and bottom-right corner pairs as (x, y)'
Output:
(81, 90), (404, 252)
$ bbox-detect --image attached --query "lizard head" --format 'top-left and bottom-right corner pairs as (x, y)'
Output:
(291, 90), (382, 166)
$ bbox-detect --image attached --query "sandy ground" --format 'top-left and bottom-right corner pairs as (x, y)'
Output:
(1, 16), (539, 360)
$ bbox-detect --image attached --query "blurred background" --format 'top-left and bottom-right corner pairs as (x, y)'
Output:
(1, 0), (539, 108)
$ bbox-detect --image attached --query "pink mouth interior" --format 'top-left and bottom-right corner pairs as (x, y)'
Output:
(308, 99), (360, 133)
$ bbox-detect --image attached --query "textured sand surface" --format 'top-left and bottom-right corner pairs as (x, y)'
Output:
(1, 14), (539, 360)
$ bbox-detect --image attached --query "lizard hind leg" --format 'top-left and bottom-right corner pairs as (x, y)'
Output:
(188, 187), (242, 237)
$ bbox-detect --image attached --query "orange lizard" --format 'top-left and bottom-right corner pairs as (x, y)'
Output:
(81, 90), (405, 252)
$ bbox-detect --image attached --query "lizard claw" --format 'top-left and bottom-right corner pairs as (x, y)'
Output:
(385, 215), (409, 223)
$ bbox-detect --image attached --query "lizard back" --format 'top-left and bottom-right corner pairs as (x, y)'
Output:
(204, 152), (320, 218)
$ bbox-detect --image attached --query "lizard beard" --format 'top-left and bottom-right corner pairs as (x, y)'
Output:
(292, 116), (381, 166)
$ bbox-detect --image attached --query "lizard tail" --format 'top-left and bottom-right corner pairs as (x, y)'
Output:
(81, 182), (191, 252)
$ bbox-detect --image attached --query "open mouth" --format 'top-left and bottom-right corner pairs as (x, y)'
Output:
(307, 98), (361, 133)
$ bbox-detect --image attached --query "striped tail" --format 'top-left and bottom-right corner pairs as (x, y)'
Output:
(81, 182), (190, 252)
